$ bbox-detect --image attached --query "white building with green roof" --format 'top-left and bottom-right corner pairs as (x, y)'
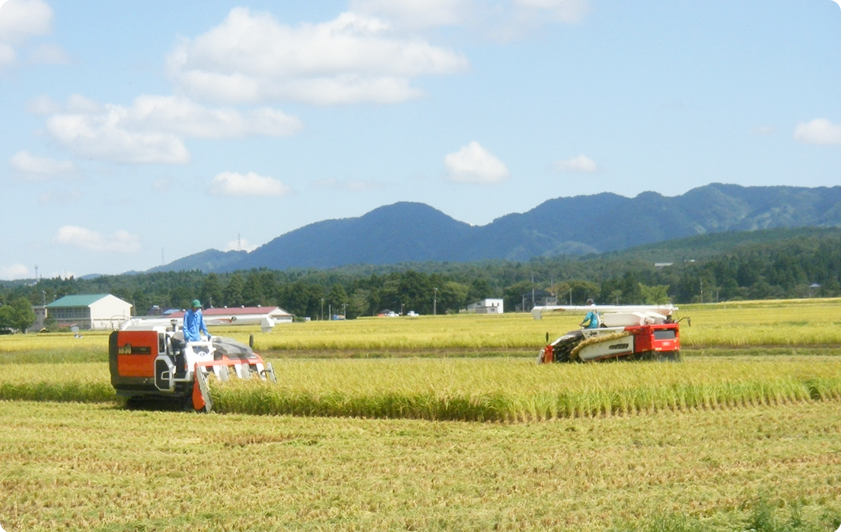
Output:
(46, 294), (133, 330)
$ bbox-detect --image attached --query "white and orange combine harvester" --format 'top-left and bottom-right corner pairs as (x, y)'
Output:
(109, 320), (275, 412)
(531, 304), (686, 363)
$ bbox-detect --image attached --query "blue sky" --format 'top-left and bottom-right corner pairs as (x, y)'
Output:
(0, 0), (839, 279)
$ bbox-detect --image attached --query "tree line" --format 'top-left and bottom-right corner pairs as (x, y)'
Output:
(0, 231), (838, 325)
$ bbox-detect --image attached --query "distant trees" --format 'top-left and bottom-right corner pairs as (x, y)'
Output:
(326, 284), (348, 317)
(200, 273), (223, 308)
(502, 281), (533, 312)
(0, 230), (838, 319)
(439, 282), (469, 314)
(223, 273), (245, 307)
(277, 281), (324, 318)
(0, 297), (37, 333)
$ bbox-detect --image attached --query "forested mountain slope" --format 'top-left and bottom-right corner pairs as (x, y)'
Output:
(4, 227), (838, 317)
(150, 183), (839, 273)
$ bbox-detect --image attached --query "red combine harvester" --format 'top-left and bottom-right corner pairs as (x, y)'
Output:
(109, 321), (275, 412)
(531, 305), (685, 363)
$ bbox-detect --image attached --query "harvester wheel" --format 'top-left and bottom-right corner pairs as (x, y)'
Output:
(660, 350), (682, 362)
(195, 369), (213, 413)
(633, 350), (681, 362)
(126, 396), (145, 409)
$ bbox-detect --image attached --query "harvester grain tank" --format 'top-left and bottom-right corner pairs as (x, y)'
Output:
(109, 320), (275, 412)
(532, 304), (684, 363)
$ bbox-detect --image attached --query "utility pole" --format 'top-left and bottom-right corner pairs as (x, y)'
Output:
(433, 287), (438, 316)
(531, 273), (535, 311)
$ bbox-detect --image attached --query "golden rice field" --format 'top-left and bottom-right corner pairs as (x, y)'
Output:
(0, 299), (839, 530)
(0, 400), (838, 531)
(0, 298), (838, 356)
(209, 357), (840, 421)
(0, 298), (837, 421)
(205, 297), (842, 352)
(0, 356), (838, 422)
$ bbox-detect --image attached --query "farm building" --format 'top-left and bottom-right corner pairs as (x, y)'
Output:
(46, 294), (133, 330)
(467, 298), (504, 314)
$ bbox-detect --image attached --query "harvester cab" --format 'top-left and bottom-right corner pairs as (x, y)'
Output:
(109, 321), (275, 412)
(532, 304), (683, 363)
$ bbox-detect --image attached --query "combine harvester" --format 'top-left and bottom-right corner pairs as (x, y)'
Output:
(109, 319), (275, 412)
(532, 304), (686, 363)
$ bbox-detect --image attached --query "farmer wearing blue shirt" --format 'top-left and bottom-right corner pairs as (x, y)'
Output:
(183, 299), (210, 342)
(580, 299), (600, 329)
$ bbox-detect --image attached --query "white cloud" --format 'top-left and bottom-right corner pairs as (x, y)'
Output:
(0, 263), (29, 280)
(349, 0), (589, 36)
(55, 226), (141, 253)
(0, 0), (69, 69)
(26, 94), (61, 114)
(511, 0), (589, 24)
(444, 141), (510, 184)
(38, 188), (82, 204)
(311, 177), (384, 191)
(47, 111), (191, 165)
(66, 93), (103, 113)
(152, 178), (171, 192)
(793, 118), (841, 145)
(209, 171), (292, 196)
(27, 93), (101, 114)
(10, 150), (78, 180)
(28, 42), (71, 64)
(349, 0), (468, 28)
(0, 0), (52, 45)
(552, 154), (597, 173)
(0, 42), (14, 67)
(167, 9), (468, 105)
(125, 95), (301, 138)
(43, 94), (301, 164)
(224, 238), (258, 253)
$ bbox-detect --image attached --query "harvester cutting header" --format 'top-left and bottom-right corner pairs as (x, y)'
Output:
(532, 303), (684, 363)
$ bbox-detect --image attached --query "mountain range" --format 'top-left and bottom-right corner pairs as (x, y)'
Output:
(150, 183), (840, 274)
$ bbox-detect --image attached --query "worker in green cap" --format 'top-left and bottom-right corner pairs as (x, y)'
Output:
(183, 299), (210, 342)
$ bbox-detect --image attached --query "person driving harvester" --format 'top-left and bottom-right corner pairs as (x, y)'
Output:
(579, 299), (601, 329)
(171, 299), (211, 377)
(183, 299), (210, 342)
